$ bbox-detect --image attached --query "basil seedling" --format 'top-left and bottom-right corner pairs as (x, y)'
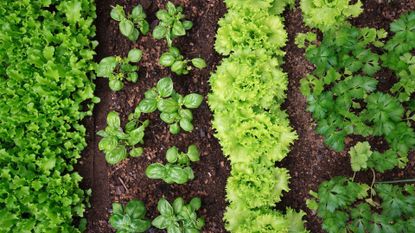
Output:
(152, 197), (205, 233)
(111, 4), (149, 41)
(160, 47), (207, 75)
(146, 145), (200, 184)
(97, 110), (149, 165)
(97, 49), (143, 91)
(137, 77), (203, 134)
(153, 1), (193, 46)
(109, 200), (151, 233)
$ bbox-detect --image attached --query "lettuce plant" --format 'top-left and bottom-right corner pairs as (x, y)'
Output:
(97, 49), (143, 91)
(111, 4), (149, 41)
(97, 111), (149, 165)
(146, 145), (200, 184)
(109, 200), (151, 233)
(300, 0), (363, 31)
(153, 2), (193, 46)
(160, 47), (207, 75)
(138, 77), (203, 134)
(152, 197), (205, 233)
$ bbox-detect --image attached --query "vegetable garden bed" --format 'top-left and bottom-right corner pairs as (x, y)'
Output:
(3, 0), (415, 233)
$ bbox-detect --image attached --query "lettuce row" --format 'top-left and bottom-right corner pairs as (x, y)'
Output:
(209, 1), (307, 232)
(0, 0), (97, 232)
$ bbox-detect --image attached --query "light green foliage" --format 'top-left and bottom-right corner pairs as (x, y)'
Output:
(152, 197), (205, 233)
(308, 177), (415, 233)
(382, 11), (415, 102)
(138, 77), (203, 134)
(146, 145), (200, 184)
(109, 200), (151, 233)
(349, 142), (372, 172)
(97, 110), (149, 165)
(210, 1), (308, 232)
(97, 49), (143, 91)
(110, 4), (149, 41)
(300, 0), (363, 31)
(298, 25), (415, 171)
(160, 47), (207, 75)
(0, 0), (97, 231)
(153, 2), (193, 46)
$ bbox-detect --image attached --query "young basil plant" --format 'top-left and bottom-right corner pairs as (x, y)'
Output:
(145, 145), (200, 184)
(97, 110), (149, 165)
(152, 197), (205, 233)
(97, 49), (143, 91)
(152, 1), (193, 46)
(111, 4), (150, 41)
(137, 77), (203, 134)
(109, 200), (151, 233)
(160, 47), (207, 75)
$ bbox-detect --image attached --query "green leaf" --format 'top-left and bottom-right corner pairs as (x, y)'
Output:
(127, 127), (145, 146)
(172, 22), (186, 37)
(125, 200), (147, 219)
(183, 20), (193, 30)
(131, 5), (145, 21)
(187, 145), (200, 162)
(156, 9), (171, 22)
(98, 136), (118, 152)
(119, 19), (135, 38)
(349, 141), (372, 172)
(171, 61), (186, 75)
(128, 72), (139, 83)
(173, 197), (184, 214)
(128, 49), (143, 63)
(160, 112), (179, 124)
(189, 197), (201, 211)
(112, 203), (124, 215)
(105, 145), (128, 165)
(191, 58), (207, 69)
(179, 118), (193, 132)
(110, 5), (125, 21)
(183, 94), (203, 109)
(158, 198), (174, 216)
(166, 2), (177, 15)
(160, 53), (176, 67)
(157, 77), (174, 98)
(97, 57), (117, 77)
(130, 147), (144, 157)
(167, 225), (182, 233)
(169, 167), (189, 184)
(140, 20), (150, 35)
(138, 99), (158, 113)
(152, 215), (168, 229)
(166, 146), (179, 163)
(146, 163), (166, 179)
(179, 109), (193, 121)
(158, 98), (179, 113)
(169, 123), (181, 134)
(109, 214), (125, 230)
(109, 79), (124, 92)
(153, 25), (167, 39)
(107, 111), (121, 128)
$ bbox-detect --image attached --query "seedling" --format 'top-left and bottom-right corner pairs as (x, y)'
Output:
(146, 145), (200, 184)
(152, 197), (205, 233)
(137, 77), (203, 134)
(97, 49), (143, 91)
(109, 200), (151, 233)
(153, 1), (193, 46)
(111, 4), (149, 41)
(160, 47), (207, 75)
(97, 110), (149, 165)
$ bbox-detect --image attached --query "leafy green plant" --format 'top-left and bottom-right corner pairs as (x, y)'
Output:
(97, 110), (149, 165)
(300, 0), (363, 31)
(152, 197), (205, 233)
(160, 47), (207, 75)
(146, 145), (200, 184)
(153, 1), (193, 46)
(110, 4), (149, 41)
(97, 49), (143, 91)
(109, 200), (151, 233)
(137, 77), (203, 134)
(307, 177), (415, 233)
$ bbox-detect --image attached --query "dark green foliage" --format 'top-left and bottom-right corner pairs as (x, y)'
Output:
(160, 47), (207, 75)
(146, 145), (200, 184)
(109, 200), (151, 233)
(137, 77), (203, 134)
(110, 4), (149, 41)
(152, 197), (205, 233)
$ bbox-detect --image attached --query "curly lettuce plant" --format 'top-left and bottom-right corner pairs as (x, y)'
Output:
(153, 1), (193, 46)
(146, 145), (200, 184)
(160, 47), (207, 75)
(300, 0), (363, 31)
(98, 110), (149, 165)
(97, 49), (143, 91)
(110, 4), (149, 41)
(138, 77), (203, 134)
(109, 200), (151, 233)
(152, 197), (205, 233)
(224, 0), (295, 15)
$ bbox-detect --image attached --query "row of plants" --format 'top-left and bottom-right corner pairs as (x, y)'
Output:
(209, 0), (308, 232)
(0, 0), (98, 232)
(297, 1), (415, 232)
(97, 2), (207, 232)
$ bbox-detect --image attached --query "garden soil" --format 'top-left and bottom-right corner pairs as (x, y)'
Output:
(77, 0), (415, 232)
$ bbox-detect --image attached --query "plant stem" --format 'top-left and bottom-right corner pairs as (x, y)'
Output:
(376, 178), (415, 184)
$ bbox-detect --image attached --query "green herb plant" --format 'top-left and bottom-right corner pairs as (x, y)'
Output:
(137, 77), (203, 134)
(160, 47), (207, 75)
(146, 145), (200, 184)
(109, 200), (151, 233)
(110, 4), (149, 41)
(153, 1), (193, 46)
(98, 110), (149, 165)
(152, 197), (205, 233)
(97, 49), (143, 91)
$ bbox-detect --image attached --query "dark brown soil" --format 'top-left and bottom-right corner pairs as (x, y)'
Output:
(77, 0), (415, 233)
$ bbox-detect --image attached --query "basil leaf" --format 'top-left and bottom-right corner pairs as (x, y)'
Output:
(153, 25), (167, 39)
(97, 56), (117, 77)
(138, 99), (158, 113)
(171, 60), (186, 74)
(112, 203), (123, 215)
(110, 5), (125, 21)
(152, 215), (168, 229)
(107, 111), (121, 128)
(179, 109), (193, 121)
(105, 145), (127, 165)
(169, 167), (189, 184)
(119, 19), (135, 38)
(183, 20), (193, 30)
(191, 58), (207, 69)
(128, 49), (143, 63)
(156, 9), (171, 22)
(157, 77), (174, 97)
(166, 146), (179, 163)
(131, 5), (145, 21)
(180, 118), (194, 132)
(189, 197), (201, 211)
(172, 22), (185, 37)
(130, 147), (144, 157)
(157, 198), (174, 216)
(160, 53), (176, 67)
(160, 112), (179, 124)
(145, 163), (166, 179)
(125, 200), (147, 219)
(169, 123), (181, 134)
(173, 197), (184, 214)
(140, 20), (150, 35)
(158, 98), (179, 113)
(127, 72), (139, 83)
(183, 94), (203, 109)
(109, 79), (124, 92)
(98, 136), (118, 152)
(187, 144), (200, 162)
